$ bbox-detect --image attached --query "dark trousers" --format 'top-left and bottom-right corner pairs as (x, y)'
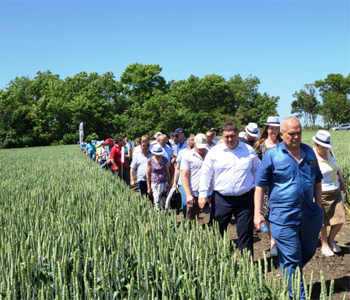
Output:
(138, 181), (147, 196)
(211, 189), (254, 255)
(113, 169), (130, 186)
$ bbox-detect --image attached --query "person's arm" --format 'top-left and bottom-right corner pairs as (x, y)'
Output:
(172, 163), (180, 188)
(126, 148), (131, 159)
(110, 159), (118, 170)
(165, 162), (171, 189)
(146, 164), (152, 195)
(130, 168), (136, 187)
(254, 186), (267, 231)
(314, 182), (322, 208)
(337, 170), (346, 192)
(198, 154), (214, 210)
(181, 170), (194, 204)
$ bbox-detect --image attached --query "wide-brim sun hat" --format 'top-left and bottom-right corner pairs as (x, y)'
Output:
(245, 123), (260, 137)
(312, 130), (333, 148)
(151, 144), (165, 155)
(265, 116), (280, 127)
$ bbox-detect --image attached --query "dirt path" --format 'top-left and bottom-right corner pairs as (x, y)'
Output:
(179, 212), (350, 300)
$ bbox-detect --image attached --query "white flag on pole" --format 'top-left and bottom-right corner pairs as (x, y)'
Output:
(79, 122), (84, 144)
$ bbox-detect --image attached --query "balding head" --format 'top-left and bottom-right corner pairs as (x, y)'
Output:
(280, 117), (301, 133)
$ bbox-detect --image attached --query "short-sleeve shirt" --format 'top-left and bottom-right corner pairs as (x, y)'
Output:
(180, 149), (207, 197)
(86, 143), (96, 155)
(110, 145), (129, 170)
(316, 150), (339, 191)
(255, 142), (323, 226)
(176, 148), (188, 185)
(176, 138), (188, 154)
(130, 152), (153, 182)
(147, 156), (169, 184)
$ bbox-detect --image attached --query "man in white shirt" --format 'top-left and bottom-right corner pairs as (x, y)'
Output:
(198, 122), (260, 254)
(158, 134), (173, 162)
(181, 133), (209, 221)
(133, 135), (153, 159)
(130, 141), (153, 196)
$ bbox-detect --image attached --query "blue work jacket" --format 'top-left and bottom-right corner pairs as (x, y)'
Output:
(255, 142), (323, 226)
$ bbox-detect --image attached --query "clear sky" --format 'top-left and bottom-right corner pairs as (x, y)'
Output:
(1, 1), (349, 124)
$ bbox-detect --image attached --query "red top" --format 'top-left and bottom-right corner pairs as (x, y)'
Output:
(110, 145), (129, 170)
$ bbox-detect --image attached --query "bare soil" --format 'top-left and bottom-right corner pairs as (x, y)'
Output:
(187, 212), (350, 300)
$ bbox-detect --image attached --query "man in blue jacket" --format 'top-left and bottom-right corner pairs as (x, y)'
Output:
(254, 117), (323, 300)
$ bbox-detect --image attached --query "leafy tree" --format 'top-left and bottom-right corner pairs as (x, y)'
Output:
(315, 74), (350, 126)
(291, 84), (320, 128)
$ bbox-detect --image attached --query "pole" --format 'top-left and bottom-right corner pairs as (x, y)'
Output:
(121, 146), (125, 181)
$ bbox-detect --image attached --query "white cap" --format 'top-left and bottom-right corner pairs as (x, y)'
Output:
(194, 133), (207, 149)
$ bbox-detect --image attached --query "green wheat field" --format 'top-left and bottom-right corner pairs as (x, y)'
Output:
(0, 130), (348, 299)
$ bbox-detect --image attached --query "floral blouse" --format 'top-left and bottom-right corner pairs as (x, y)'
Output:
(148, 156), (169, 184)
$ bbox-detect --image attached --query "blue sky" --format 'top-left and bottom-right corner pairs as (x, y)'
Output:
(1, 1), (349, 124)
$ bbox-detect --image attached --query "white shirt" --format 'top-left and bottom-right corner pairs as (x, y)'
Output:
(198, 141), (260, 198)
(317, 150), (339, 191)
(180, 149), (207, 197)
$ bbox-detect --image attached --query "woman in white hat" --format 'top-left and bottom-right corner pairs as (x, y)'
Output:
(254, 116), (282, 257)
(312, 130), (346, 256)
(146, 144), (172, 211)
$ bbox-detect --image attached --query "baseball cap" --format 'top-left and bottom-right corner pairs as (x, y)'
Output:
(194, 133), (207, 149)
(105, 138), (113, 144)
(173, 128), (184, 135)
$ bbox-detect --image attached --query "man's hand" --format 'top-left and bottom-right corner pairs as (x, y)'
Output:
(198, 197), (210, 210)
(130, 179), (135, 187)
(186, 195), (195, 204)
(147, 187), (152, 196)
(254, 214), (266, 231)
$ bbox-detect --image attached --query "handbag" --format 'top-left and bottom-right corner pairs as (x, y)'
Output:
(165, 187), (182, 210)
(170, 188), (182, 210)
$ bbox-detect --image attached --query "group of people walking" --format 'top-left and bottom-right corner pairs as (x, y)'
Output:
(79, 116), (346, 300)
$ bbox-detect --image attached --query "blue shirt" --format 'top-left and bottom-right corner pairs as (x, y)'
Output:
(206, 141), (216, 151)
(162, 145), (173, 162)
(86, 143), (96, 155)
(176, 138), (188, 154)
(255, 142), (323, 226)
(126, 140), (133, 149)
(169, 139), (178, 154)
(105, 146), (110, 158)
(176, 148), (188, 185)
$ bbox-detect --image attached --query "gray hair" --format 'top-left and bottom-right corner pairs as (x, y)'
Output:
(280, 117), (301, 133)
(159, 134), (167, 141)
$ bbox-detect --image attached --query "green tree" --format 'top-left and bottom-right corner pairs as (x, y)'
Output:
(291, 84), (320, 128)
(315, 74), (350, 126)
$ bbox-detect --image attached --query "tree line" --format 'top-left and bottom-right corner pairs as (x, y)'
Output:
(291, 74), (350, 128)
(0, 63), (279, 148)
